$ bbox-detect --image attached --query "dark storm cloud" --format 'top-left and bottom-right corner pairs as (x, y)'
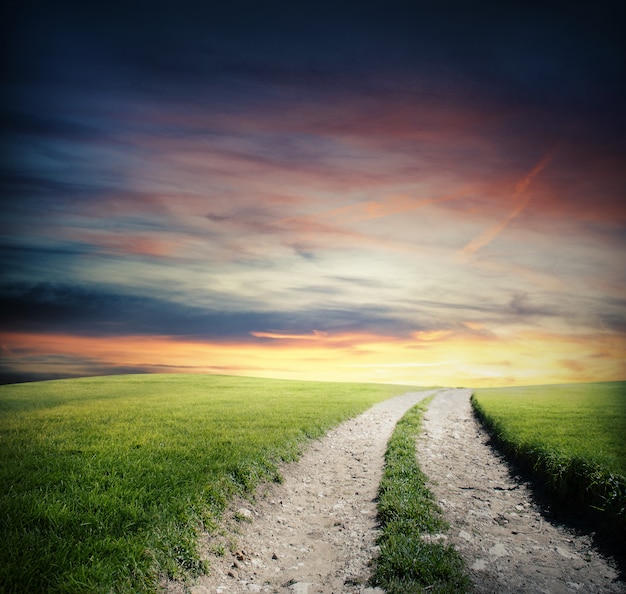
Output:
(0, 282), (281, 338)
(0, 282), (416, 339)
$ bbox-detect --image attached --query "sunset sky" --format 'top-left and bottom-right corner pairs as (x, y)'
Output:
(1, 1), (625, 386)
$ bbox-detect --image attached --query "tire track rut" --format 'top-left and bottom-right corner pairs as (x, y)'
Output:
(417, 389), (623, 593)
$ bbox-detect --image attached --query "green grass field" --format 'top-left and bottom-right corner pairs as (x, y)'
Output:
(471, 381), (626, 532)
(0, 374), (421, 593)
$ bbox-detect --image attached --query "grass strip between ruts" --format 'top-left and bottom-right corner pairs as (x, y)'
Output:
(371, 394), (472, 593)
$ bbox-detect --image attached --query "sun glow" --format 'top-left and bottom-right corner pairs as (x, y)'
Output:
(2, 328), (624, 388)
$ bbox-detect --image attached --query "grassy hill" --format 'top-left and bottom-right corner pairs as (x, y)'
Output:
(472, 381), (626, 534)
(0, 374), (421, 592)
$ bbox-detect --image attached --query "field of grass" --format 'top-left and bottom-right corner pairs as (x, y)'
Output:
(471, 381), (626, 533)
(373, 395), (471, 593)
(0, 373), (421, 593)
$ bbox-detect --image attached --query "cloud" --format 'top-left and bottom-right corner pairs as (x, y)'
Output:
(289, 189), (474, 226)
(69, 231), (182, 259)
(460, 147), (556, 257)
(411, 330), (454, 342)
(599, 312), (626, 334)
(0, 282), (422, 340)
(507, 292), (558, 318)
(250, 330), (329, 341)
(0, 283), (276, 338)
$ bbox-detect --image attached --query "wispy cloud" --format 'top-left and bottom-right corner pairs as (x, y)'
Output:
(250, 330), (329, 340)
(297, 188), (474, 224)
(460, 148), (557, 257)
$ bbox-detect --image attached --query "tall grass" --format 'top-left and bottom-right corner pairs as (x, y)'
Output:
(472, 381), (626, 534)
(372, 395), (472, 593)
(0, 374), (419, 593)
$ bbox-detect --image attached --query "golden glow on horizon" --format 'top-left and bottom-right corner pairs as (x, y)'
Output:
(2, 329), (624, 388)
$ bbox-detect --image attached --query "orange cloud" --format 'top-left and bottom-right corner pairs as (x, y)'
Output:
(460, 147), (557, 257)
(462, 321), (484, 331)
(316, 189), (474, 223)
(277, 188), (472, 224)
(411, 330), (454, 341)
(79, 232), (181, 258)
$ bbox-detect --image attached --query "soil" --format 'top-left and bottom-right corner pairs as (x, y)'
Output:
(163, 388), (625, 594)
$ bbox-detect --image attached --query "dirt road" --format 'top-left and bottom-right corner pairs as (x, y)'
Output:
(168, 390), (433, 594)
(417, 388), (623, 593)
(165, 388), (624, 594)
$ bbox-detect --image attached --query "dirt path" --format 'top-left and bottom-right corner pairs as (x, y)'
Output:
(417, 388), (624, 593)
(165, 388), (624, 594)
(168, 390), (435, 594)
